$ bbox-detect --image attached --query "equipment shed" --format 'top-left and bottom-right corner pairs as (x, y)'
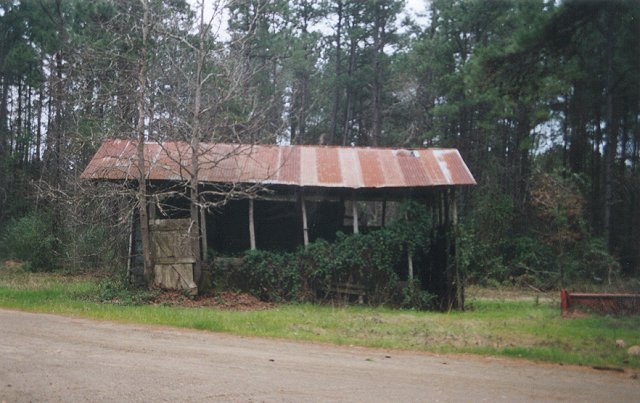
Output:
(82, 139), (476, 308)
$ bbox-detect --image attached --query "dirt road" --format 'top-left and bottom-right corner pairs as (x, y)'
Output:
(0, 309), (637, 402)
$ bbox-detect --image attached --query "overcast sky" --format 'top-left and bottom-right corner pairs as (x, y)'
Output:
(186, 0), (430, 40)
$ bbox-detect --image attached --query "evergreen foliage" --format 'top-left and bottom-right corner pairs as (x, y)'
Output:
(0, 0), (637, 283)
(0, 211), (59, 271)
(218, 202), (435, 309)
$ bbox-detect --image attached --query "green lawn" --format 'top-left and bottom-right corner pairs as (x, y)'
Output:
(1, 264), (639, 369)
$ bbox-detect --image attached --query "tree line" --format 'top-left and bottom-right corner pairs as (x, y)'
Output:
(0, 0), (638, 285)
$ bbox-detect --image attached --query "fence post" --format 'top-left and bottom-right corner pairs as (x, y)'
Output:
(561, 289), (569, 317)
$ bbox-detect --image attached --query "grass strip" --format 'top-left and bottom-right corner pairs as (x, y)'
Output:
(1, 269), (639, 369)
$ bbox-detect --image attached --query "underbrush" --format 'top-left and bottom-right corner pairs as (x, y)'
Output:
(97, 275), (160, 305)
(214, 201), (437, 310)
(0, 212), (59, 271)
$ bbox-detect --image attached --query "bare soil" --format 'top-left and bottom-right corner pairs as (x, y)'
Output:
(151, 290), (274, 310)
(1, 309), (638, 402)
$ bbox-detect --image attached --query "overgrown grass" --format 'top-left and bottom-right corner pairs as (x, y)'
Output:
(1, 263), (639, 369)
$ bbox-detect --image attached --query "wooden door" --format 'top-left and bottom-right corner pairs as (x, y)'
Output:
(150, 218), (197, 293)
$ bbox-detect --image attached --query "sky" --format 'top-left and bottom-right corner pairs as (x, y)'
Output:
(186, 0), (430, 40)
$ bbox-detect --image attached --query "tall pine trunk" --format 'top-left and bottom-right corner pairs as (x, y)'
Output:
(371, 3), (383, 146)
(330, 0), (343, 145)
(189, 3), (208, 289)
(0, 77), (7, 220)
(602, 13), (617, 251)
(136, 0), (154, 286)
(342, 35), (356, 146)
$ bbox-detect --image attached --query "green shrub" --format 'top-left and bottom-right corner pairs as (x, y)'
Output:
(401, 279), (436, 310)
(97, 275), (158, 305)
(0, 212), (59, 271)
(236, 249), (300, 302)
(321, 230), (402, 304)
(571, 236), (620, 283)
(228, 202), (435, 308)
(460, 173), (622, 289)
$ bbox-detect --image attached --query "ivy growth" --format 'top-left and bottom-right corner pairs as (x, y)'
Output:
(216, 201), (436, 310)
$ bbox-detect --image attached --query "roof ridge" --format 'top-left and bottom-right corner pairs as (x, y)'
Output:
(82, 139), (477, 188)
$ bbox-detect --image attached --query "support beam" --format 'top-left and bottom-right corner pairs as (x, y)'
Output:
(444, 189), (450, 226)
(404, 201), (413, 280)
(148, 199), (156, 220)
(451, 189), (458, 225)
(127, 213), (134, 283)
(301, 190), (309, 248)
(200, 206), (207, 261)
(408, 250), (414, 280)
(439, 190), (445, 226)
(381, 199), (387, 227)
(451, 189), (463, 310)
(249, 198), (256, 250)
(352, 192), (359, 234)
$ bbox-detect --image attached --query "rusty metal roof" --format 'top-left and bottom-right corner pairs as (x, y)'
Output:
(81, 139), (476, 189)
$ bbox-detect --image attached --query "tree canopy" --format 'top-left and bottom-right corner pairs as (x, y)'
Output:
(1, 0), (638, 284)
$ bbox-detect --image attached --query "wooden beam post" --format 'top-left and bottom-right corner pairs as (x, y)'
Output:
(408, 250), (414, 280)
(381, 199), (387, 228)
(127, 212), (134, 283)
(200, 206), (207, 261)
(301, 190), (309, 248)
(440, 190), (445, 226)
(451, 188), (464, 310)
(352, 192), (359, 234)
(249, 198), (256, 250)
(451, 189), (458, 225)
(148, 199), (156, 220)
(404, 202), (413, 280)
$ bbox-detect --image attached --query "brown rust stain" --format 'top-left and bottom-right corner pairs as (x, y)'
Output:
(420, 150), (444, 185)
(278, 146), (300, 184)
(398, 154), (430, 187)
(359, 150), (385, 188)
(442, 151), (476, 185)
(250, 146), (279, 182)
(316, 148), (342, 184)
(82, 140), (476, 189)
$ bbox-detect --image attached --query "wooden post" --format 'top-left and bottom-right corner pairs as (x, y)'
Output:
(301, 190), (309, 248)
(435, 191), (441, 227)
(442, 190), (453, 311)
(408, 250), (414, 280)
(381, 199), (387, 227)
(451, 189), (464, 310)
(127, 212), (134, 283)
(404, 205), (413, 280)
(148, 199), (156, 220)
(451, 189), (458, 225)
(440, 190), (446, 226)
(200, 206), (207, 261)
(444, 189), (450, 226)
(249, 198), (256, 250)
(352, 192), (359, 234)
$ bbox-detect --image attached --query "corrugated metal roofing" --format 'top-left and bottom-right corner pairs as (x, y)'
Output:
(81, 139), (476, 188)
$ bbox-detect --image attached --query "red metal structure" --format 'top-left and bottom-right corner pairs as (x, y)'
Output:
(80, 140), (476, 188)
(561, 289), (640, 316)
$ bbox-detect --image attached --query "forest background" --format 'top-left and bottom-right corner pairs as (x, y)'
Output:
(0, 0), (638, 290)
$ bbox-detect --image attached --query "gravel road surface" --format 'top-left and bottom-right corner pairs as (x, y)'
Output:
(0, 309), (638, 402)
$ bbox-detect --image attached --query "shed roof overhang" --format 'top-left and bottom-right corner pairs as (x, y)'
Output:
(80, 139), (476, 194)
